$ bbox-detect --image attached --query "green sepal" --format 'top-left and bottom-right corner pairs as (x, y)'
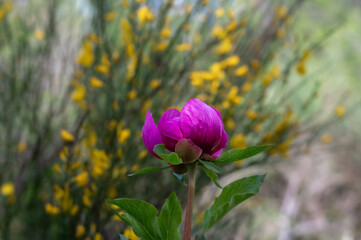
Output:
(154, 144), (182, 165)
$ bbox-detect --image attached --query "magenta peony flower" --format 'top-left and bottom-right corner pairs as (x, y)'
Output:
(142, 99), (227, 165)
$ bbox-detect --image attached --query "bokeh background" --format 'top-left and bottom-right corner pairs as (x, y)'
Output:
(0, 0), (360, 239)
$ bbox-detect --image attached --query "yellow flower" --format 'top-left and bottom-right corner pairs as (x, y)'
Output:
(225, 118), (235, 130)
(112, 102), (119, 111)
(77, 40), (94, 67)
(296, 61), (306, 75)
(276, 6), (288, 19)
(17, 141), (27, 153)
(95, 65), (109, 74)
(45, 203), (60, 215)
(131, 164), (140, 172)
(104, 11), (116, 21)
(251, 59), (261, 69)
(210, 63), (225, 80)
(53, 163), (61, 173)
(126, 42), (135, 56)
(271, 64), (281, 78)
(195, 212), (204, 225)
(126, 56), (137, 80)
(128, 90), (137, 99)
(160, 27), (171, 38)
(118, 129), (131, 143)
(34, 30), (45, 40)
(70, 204), (79, 216)
(138, 150), (147, 159)
(71, 84), (86, 102)
(123, 227), (139, 240)
(1, 182), (14, 196)
(88, 33), (102, 44)
(82, 193), (92, 207)
(334, 105), (345, 117)
(155, 42), (168, 52)
(73, 171), (89, 187)
(231, 134), (247, 149)
(321, 134), (332, 144)
(276, 28), (286, 38)
(190, 71), (214, 82)
(235, 65), (249, 77)
(215, 8), (224, 18)
(215, 38), (232, 55)
(191, 77), (204, 88)
(212, 26), (226, 39)
(150, 79), (161, 89)
(246, 110), (258, 120)
(0, 2), (13, 21)
(234, 159), (243, 168)
(90, 77), (104, 88)
(227, 86), (243, 105)
(122, 0), (128, 6)
(220, 55), (240, 68)
(61, 130), (74, 142)
(227, 9), (235, 20)
(94, 233), (103, 240)
(137, 6), (154, 26)
(75, 224), (86, 238)
(242, 82), (252, 93)
(117, 149), (123, 159)
(60, 147), (69, 160)
(253, 124), (263, 132)
(262, 75), (272, 86)
(176, 43), (192, 52)
(226, 21), (237, 32)
(107, 187), (117, 199)
(113, 50), (120, 62)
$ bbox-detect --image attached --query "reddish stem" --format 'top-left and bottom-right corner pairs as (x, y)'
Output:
(183, 163), (196, 240)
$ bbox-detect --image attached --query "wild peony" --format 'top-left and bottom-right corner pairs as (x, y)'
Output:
(142, 99), (227, 171)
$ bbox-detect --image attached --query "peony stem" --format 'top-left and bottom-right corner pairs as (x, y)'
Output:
(183, 163), (197, 240)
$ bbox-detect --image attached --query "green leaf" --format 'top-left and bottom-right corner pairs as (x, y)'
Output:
(158, 192), (182, 240)
(128, 166), (169, 176)
(214, 145), (272, 164)
(154, 144), (182, 165)
(108, 199), (161, 240)
(202, 175), (265, 231)
(198, 160), (222, 174)
(119, 234), (130, 240)
(200, 162), (222, 189)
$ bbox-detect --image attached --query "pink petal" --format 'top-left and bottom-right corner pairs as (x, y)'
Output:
(158, 109), (181, 125)
(180, 99), (224, 153)
(158, 117), (183, 151)
(142, 111), (163, 158)
(210, 128), (227, 157)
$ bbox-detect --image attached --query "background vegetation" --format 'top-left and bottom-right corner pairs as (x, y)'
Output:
(0, 0), (360, 239)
